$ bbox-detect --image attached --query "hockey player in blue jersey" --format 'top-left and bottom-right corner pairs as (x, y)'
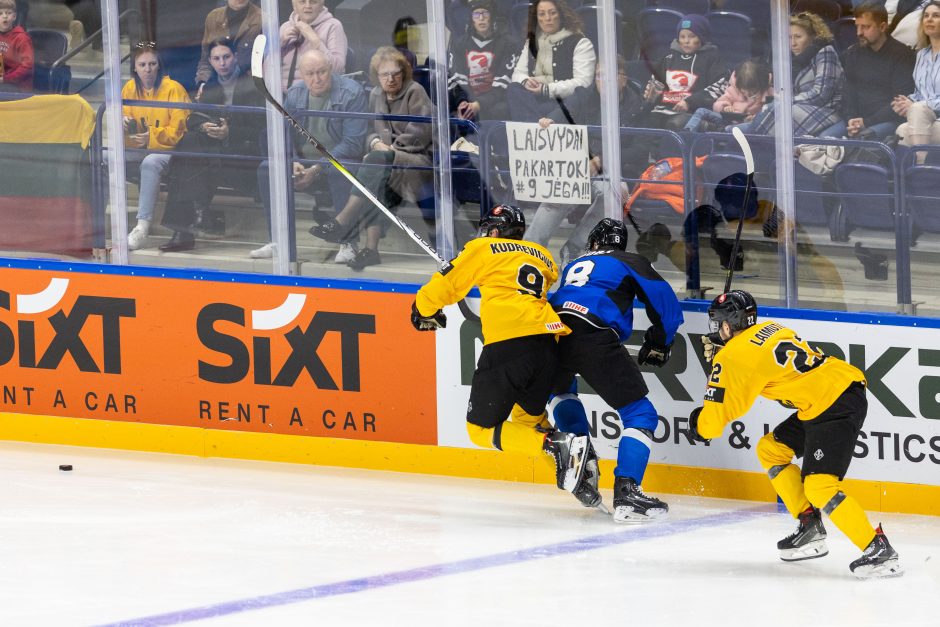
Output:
(548, 218), (684, 522)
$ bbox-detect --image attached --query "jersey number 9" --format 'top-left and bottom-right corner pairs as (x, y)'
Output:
(517, 263), (547, 298)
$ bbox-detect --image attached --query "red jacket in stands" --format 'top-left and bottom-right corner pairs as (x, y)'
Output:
(0, 25), (34, 90)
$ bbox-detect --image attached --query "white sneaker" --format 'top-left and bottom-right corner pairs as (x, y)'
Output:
(334, 242), (357, 263)
(127, 225), (149, 250)
(249, 242), (275, 259)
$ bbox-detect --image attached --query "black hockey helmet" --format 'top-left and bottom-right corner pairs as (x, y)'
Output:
(479, 204), (526, 239)
(588, 218), (629, 251)
(708, 290), (758, 334)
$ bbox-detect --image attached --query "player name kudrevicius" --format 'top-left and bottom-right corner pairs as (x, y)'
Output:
(489, 242), (555, 270)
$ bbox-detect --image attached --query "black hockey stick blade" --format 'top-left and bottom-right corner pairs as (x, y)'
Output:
(722, 127), (755, 294)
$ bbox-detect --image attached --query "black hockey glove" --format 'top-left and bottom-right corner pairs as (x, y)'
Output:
(701, 332), (725, 365)
(411, 301), (446, 331)
(637, 330), (671, 367)
(688, 407), (710, 443)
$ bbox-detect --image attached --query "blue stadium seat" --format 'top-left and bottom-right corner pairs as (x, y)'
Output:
(510, 2), (531, 40)
(791, 0), (841, 23)
(653, 0), (709, 15)
(638, 7), (682, 64)
(905, 165), (940, 235)
(833, 162), (896, 240)
(29, 28), (70, 94)
(706, 12), (752, 68)
(721, 0), (769, 33)
(832, 17), (857, 54)
(576, 5), (623, 49)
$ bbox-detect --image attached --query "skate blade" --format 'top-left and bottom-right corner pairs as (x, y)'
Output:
(612, 506), (668, 524)
(596, 502), (611, 515)
(780, 540), (829, 562)
(561, 436), (589, 492)
(852, 559), (903, 579)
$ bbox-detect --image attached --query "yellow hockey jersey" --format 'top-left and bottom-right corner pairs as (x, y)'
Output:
(698, 320), (865, 440)
(415, 237), (569, 345)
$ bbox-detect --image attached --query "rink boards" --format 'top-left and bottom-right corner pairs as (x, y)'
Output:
(0, 261), (938, 516)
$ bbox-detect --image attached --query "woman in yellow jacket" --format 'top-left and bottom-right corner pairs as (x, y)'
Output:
(122, 42), (190, 250)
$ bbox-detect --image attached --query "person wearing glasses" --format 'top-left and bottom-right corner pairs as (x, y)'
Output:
(194, 0), (261, 86)
(508, 0), (596, 122)
(122, 42), (191, 251)
(448, 0), (517, 122)
(280, 0), (347, 90)
(310, 46), (433, 270)
(750, 12), (845, 138)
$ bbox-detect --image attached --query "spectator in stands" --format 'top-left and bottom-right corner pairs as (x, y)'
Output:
(525, 56), (646, 262)
(643, 14), (728, 130)
(751, 12), (844, 137)
(684, 59), (772, 133)
(194, 0), (262, 86)
(309, 47), (433, 270)
(159, 37), (265, 252)
(507, 0), (596, 122)
(122, 42), (191, 251)
(0, 0), (33, 91)
(821, 3), (915, 140)
(448, 0), (517, 122)
(894, 1), (940, 160)
(280, 0), (347, 90)
(252, 49), (367, 260)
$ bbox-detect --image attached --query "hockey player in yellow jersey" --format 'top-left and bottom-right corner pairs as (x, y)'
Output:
(411, 205), (590, 498)
(689, 290), (902, 579)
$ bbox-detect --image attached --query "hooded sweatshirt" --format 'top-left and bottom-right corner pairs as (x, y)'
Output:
(280, 8), (348, 89)
(0, 26), (34, 90)
(651, 40), (727, 113)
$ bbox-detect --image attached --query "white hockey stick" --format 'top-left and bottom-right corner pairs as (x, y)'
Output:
(723, 127), (755, 293)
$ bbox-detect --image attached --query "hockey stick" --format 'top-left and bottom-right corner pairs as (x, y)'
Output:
(250, 35), (481, 323)
(722, 127), (755, 293)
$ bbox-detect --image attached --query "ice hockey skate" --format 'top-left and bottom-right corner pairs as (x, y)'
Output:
(778, 507), (829, 561)
(542, 430), (588, 492)
(849, 525), (903, 578)
(571, 441), (609, 513)
(612, 476), (668, 522)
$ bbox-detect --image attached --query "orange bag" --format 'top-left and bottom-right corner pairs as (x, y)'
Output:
(623, 156), (707, 215)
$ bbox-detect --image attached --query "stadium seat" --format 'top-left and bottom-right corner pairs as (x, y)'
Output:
(29, 28), (70, 94)
(791, 0), (841, 23)
(833, 162), (896, 240)
(832, 17), (857, 54)
(653, 0), (709, 15)
(905, 165), (940, 235)
(576, 5), (624, 49)
(702, 153), (748, 209)
(638, 7), (682, 64)
(510, 2), (530, 40)
(793, 159), (831, 229)
(706, 12), (753, 68)
(722, 0), (770, 33)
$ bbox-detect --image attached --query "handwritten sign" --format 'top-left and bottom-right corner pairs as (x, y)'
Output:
(506, 122), (591, 204)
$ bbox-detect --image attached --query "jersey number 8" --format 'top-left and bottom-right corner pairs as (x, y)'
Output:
(563, 259), (596, 287)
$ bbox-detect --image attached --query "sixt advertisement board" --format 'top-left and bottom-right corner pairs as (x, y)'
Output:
(0, 269), (436, 445)
(436, 301), (940, 486)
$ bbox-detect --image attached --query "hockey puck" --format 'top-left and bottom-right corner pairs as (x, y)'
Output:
(58, 464), (73, 471)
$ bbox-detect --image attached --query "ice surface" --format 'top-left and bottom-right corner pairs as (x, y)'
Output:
(1, 441), (937, 626)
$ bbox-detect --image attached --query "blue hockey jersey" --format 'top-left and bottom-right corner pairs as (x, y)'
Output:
(549, 249), (683, 346)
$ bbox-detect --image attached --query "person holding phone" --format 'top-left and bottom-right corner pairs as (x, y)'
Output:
(159, 37), (265, 252)
(122, 42), (190, 251)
